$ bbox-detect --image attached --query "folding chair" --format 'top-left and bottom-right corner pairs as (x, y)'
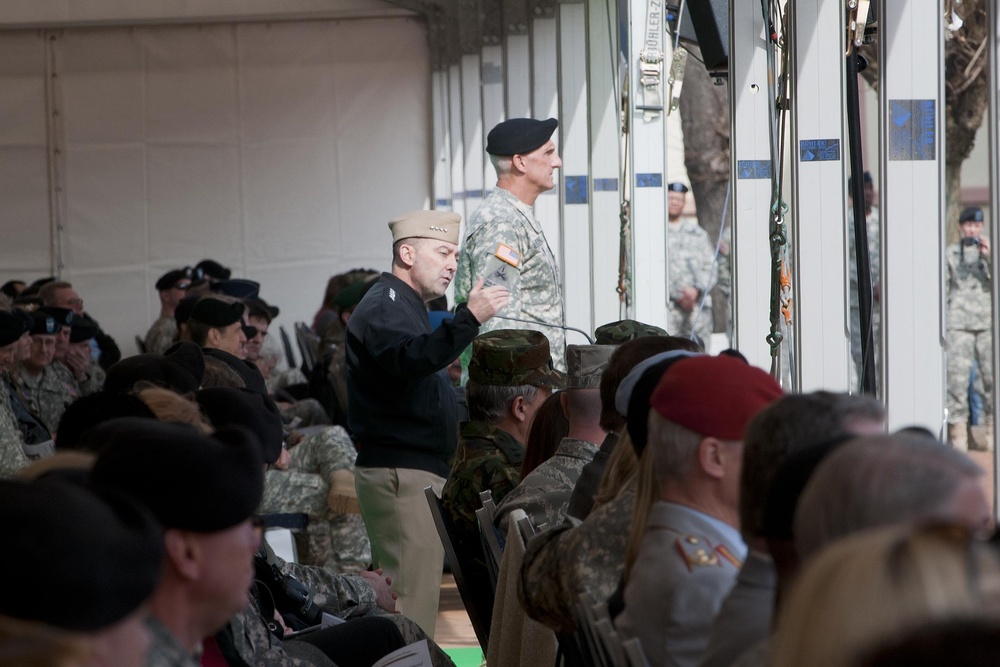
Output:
(476, 506), (503, 591)
(294, 322), (319, 374)
(621, 638), (651, 667)
(134, 335), (147, 354)
(425, 486), (491, 651)
(279, 324), (298, 369)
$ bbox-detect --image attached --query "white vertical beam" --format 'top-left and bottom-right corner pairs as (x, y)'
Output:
(789, 0), (850, 391)
(532, 17), (562, 260)
(627, 0), (668, 330)
(559, 1), (592, 339)
(729, 0), (774, 369)
(431, 69), (453, 211)
(481, 44), (505, 193)
(506, 33), (532, 118)
(878, 0), (945, 431)
(587, 0), (623, 327)
(991, 0), (1000, 477)
(448, 62), (467, 222)
(461, 53), (485, 215)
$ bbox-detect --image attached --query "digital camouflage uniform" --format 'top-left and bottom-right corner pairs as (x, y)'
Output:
(946, 235), (992, 437)
(441, 421), (524, 547)
(13, 363), (75, 434)
(519, 489), (634, 633)
(146, 616), (200, 667)
(261, 425), (371, 573)
(494, 437), (600, 534)
(144, 315), (178, 355)
(0, 385), (29, 478)
(454, 187), (567, 371)
(667, 219), (715, 342)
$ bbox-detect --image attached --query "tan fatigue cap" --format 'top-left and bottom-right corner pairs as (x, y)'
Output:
(565, 344), (616, 389)
(389, 210), (462, 244)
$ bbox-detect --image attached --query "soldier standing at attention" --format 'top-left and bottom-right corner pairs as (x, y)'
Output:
(946, 206), (993, 451)
(454, 117), (567, 370)
(346, 210), (509, 636)
(666, 182), (715, 344)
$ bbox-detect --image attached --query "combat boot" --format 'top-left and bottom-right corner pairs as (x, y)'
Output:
(948, 422), (969, 451)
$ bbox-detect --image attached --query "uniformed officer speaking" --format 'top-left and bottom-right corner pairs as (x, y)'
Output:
(345, 209), (508, 636)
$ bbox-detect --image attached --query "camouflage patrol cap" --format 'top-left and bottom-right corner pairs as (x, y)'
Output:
(469, 329), (565, 388)
(565, 344), (615, 389)
(594, 319), (668, 345)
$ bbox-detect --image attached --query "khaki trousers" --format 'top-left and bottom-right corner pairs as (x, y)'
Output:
(355, 466), (445, 637)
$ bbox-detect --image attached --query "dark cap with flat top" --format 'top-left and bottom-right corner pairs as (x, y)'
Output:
(191, 296), (246, 327)
(486, 118), (558, 156)
(959, 206), (984, 224)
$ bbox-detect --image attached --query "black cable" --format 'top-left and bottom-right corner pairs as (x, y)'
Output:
(845, 50), (877, 395)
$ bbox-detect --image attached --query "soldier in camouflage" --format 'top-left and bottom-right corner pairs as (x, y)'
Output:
(58, 317), (105, 397)
(145, 267), (195, 355)
(494, 343), (614, 533)
(0, 312), (32, 477)
(13, 310), (73, 435)
(454, 117), (567, 371)
(666, 183), (715, 343)
(261, 425), (372, 573)
(946, 206), (992, 451)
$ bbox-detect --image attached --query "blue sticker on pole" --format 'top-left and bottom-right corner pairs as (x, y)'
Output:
(565, 176), (589, 204)
(737, 160), (772, 179)
(636, 173), (662, 188)
(799, 139), (840, 162)
(889, 100), (936, 161)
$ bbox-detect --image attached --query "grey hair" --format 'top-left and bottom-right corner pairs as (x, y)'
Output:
(648, 412), (704, 484)
(490, 154), (514, 178)
(794, 433), (983, 559)
(741, 391), (885, 539)
(466, 379), (539, 424)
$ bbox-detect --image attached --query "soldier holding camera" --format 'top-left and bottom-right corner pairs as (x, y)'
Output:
(946, 206), (992, 451)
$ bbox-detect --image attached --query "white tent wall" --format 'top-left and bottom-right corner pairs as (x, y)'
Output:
(0, 15), (431, 358)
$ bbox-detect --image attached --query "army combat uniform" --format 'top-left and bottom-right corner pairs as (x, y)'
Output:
(667, 219), (715, 343)
(946, 233), (992, 448)
(455, 187), (567, 371)
(13, 364), (74, 435)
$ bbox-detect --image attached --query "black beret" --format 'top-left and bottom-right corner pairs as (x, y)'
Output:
(104, 341), (205, 395)
(960, 206), (984, 224)
(212, 279), (260, 300)
(0, 280), (23, 298)
(155, 267), (193, 291)
(197, 388), (284, 465)
(191, 296), (246, 327)
(37, 306), (75, 327)
(70, 319), (99, 343)
(196, 259), (232, 281)
(174, 293), (200, 325)
(56, 393), (157, 452)
(0, 311), (27, 346)
(28, 312), (61, 336)
(90, 418), (264, 532)
(202, 347), (268, 395)
(667, 182), (689, 193)
(486, 117), (558, 156)
(12, 308), (34, 331)
(23, 276), (55, 296)
(0, 477), (163, 631)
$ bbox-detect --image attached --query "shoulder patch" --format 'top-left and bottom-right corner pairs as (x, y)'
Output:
(674, 534), (719, 572)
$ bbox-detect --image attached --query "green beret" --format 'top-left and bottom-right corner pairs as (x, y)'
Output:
(594, 319), (668, 345)
(469, 329), (565, 388)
